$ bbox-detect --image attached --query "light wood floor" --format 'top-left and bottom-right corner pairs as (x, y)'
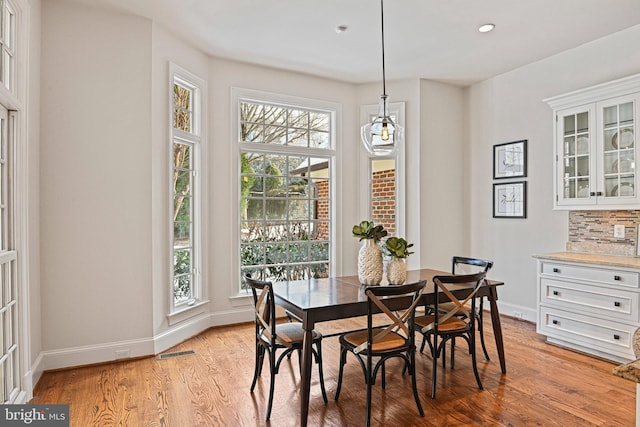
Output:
(31, 314), (636, 426)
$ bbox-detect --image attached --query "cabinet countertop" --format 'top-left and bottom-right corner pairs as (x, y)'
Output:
(534, 252), (640, 270)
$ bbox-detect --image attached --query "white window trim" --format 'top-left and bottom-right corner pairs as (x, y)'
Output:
(167, 63), (208, 320)
(359, 101), (406, 237)
(2, 0), (29, 403)
(230, 87), (339, 300)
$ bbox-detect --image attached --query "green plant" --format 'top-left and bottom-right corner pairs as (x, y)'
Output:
(352, 220), (387, 242)
(383, 237), (414, 258)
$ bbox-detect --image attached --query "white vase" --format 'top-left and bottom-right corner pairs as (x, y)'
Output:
(386, 257), (407, 285)
(357, 239), (383, 285)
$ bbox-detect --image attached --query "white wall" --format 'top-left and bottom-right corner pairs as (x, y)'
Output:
(40, 2), (154, 359)
(467, 24), (640, 320)
(419, 80), (467, 271)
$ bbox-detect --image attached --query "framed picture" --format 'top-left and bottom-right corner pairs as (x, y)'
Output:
(493, 140), (527, 179)
(493, 181), (527, 218)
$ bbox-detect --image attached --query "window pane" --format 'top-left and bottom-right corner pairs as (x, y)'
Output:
(173, 83), (193, 132)
(174, 170), (191, 196)
(174, 196), (191, 222)
(371, 158), (396, 236)
(174, 222), (191, 246)
(240, 147), (331, 286)
(309, 131), (329, 148)
(240, 101), (332, 149)
(289, 110), (308, 129)
(309, 112), (330, 131)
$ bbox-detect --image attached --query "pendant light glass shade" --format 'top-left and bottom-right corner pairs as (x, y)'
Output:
(361, 94), (402, 156)
(361, 0), (401, 156)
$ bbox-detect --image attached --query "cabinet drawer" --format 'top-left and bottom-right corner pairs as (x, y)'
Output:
(540, 278), (639, 322)
(541, 261), (640, 288)
(538, 306), (635, 358)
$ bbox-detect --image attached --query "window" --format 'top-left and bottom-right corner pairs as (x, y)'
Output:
(363, 102), (405, 237)
(0, 105), (17, 403)
(170, 64), (205, 312)
(0, 0), (14, 92)
(236, 90), (336, 290)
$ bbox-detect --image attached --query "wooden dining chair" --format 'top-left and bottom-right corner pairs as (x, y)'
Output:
(334, 280), (426, 427)
(244, 273), (328, 421)
(449, 256), (494, 360)
(414, 271), (487, 399)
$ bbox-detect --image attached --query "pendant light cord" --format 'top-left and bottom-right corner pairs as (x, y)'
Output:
(380, 0), (387, 97)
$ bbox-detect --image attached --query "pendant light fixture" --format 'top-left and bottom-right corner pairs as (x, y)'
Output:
(361, 0), (402, 156)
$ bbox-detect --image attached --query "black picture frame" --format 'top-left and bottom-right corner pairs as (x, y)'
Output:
(493, 140), (527, 179)
(493, 181), (527, 218)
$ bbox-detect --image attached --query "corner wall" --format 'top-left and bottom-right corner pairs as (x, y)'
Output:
(467, 24), (640, 321)
(40, 1), (154, 364)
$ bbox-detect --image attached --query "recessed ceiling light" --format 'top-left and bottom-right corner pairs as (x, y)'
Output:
(478, 23), (495, 33)
(335, 25), (348, 34)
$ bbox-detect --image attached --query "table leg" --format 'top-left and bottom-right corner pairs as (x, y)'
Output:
(487, 286), (507, 374)
(300, 326), (313, 427)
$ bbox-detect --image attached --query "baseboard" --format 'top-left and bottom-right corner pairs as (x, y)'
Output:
(153, 311), (214, 354)
(493, 300), (536, 323)
(38, 307), (255, 373)
(41, 337), (155, 371)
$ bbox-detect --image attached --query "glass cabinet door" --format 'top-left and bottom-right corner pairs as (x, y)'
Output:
(560, 110), (591, 201)
(601, 98), (635, 199)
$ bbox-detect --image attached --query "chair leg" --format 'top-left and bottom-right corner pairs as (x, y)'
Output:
(250, 343), (264, 392)
(450, 337), (455, 369)
(334, 347), (347, 401)
(366, 354), (373, 427)
(431, 336), (438, 399)
(314, 341), (328, 403)
(470, 329), (484, 391)
(381, 361), (386, 389)
(266, 349), (276, 421)
(478, 298), (491, 360)
(409, 348), (424, 416)
(441, 340), (447, 369)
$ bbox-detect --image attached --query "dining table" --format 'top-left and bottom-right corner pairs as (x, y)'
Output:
(272, 268), (506, 427)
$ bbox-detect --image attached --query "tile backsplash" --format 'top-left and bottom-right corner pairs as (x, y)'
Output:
(568, 210), (640, 256)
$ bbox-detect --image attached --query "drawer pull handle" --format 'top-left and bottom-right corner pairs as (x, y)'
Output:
(552, 268), (560, 273)
(597, 191), (603, 196)
(614, 275), (622, 281)
(614, 334), (620, 340)
(552, 320), (559, 325)
(553, 291), (559, 296)
(614, 301), (621, 307)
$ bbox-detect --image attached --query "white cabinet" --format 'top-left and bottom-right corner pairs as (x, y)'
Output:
(536, 257), (640, 363)
(545, 74), (640, 210)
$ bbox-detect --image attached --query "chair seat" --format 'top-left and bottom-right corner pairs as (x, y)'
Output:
(340, 329), (408, 353)
(414, 314), (468, 333)
(260, 322), (321, 346)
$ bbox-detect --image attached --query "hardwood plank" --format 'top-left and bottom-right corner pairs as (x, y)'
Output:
(31, 315), (636, 426)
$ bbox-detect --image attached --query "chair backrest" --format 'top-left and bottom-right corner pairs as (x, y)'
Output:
(421, 271), (487, 333)
(451, 256), (493, 275)
(354, 281), (427, 354)
(244, 273), (277, 343)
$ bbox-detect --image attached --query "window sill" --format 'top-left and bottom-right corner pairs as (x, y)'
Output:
(167, 299), (210, 326)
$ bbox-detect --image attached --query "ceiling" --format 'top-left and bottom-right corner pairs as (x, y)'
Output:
(69, 0), (640, 86)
